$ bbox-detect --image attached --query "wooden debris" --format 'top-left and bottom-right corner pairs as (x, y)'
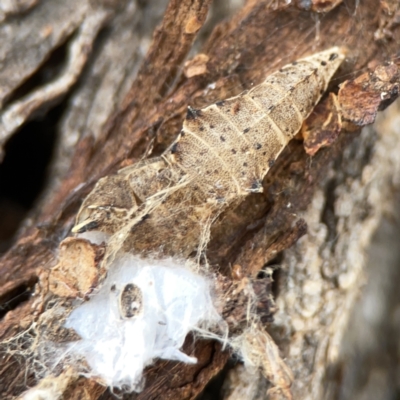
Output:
(302, 93), (342, 156)
(48, 238), (105, 299)
(339, 62), (400, 126)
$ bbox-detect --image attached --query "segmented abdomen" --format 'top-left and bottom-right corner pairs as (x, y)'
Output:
(73, 47), (345, 257)
(168, 47), (345, 201)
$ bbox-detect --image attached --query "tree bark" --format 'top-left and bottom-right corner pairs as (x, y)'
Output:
(1, 0), (400, 399)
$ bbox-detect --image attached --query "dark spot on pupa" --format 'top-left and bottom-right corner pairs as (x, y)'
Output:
(321, 60), (327, 66)
(76, 220), (99, 233)
(279, 68), (283, 72)
(262, 151), (267, 156)
(243, 162), (248, 167)
(141, 214), (150, 222)
(132, 213), (150, 229)
(220, 135), (226, 142)
(199, 126), (204, 131)
(329, 53), (338, 61)
(320, 89), (324, 94)
(186, 106), (200, 120)
(210, 124), (215, 129)
(268, 159), (275, 168)
(243, 128), (250, 133)
(292, 61), (298, 66)
(231, 149), (237, 154)
(251, 180), (262, 190)
(289, 86), (295, 92)
(110, 284), (116, 292)
(171, 143), (179, 154)
(216, 100), (225, 107)
(255, 143), (262, 150)
(268, 105), (274, 111)
(180, 130), (185, 136)
(285, 128), (289, 132)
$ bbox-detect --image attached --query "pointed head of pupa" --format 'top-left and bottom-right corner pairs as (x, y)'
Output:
(302, 46), (347, 85)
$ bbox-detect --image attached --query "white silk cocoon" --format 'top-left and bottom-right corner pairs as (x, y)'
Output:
(64, 256), (221, 392)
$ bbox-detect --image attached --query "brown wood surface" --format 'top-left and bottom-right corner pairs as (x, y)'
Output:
(1, 0), (400, 399)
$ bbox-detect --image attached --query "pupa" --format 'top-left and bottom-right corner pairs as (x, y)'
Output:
(73, 47), (345, 258)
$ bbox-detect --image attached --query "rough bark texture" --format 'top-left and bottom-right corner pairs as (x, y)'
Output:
(1, 0), (400, 399)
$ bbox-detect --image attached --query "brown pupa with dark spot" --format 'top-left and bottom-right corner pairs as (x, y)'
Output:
(73, 47), (345, 258)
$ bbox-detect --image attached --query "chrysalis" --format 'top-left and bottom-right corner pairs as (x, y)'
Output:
(73, 47), (345, 257)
